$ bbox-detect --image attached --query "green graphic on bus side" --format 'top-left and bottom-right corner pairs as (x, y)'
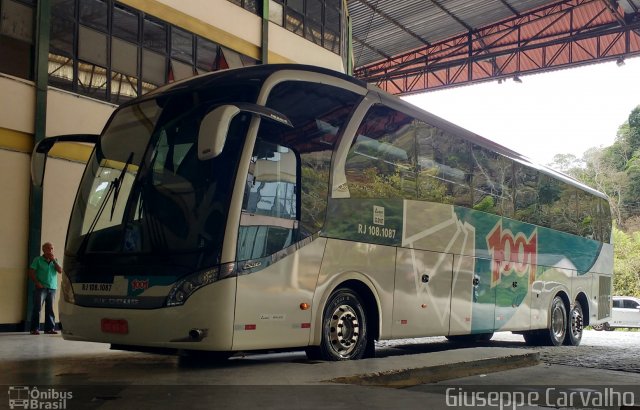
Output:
(454, 207), (602, 276)
(323, 198), (602, 333)
(453, 207), (602, 332)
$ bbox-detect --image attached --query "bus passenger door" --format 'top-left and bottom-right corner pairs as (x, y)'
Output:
(393, 249), (453, 338)
(233, 140), (320, 350)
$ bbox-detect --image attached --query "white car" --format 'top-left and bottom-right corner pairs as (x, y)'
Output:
(593, 296), (640, 330)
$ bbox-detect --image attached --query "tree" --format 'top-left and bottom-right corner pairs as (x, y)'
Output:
(612, 227), (640, 297)
(579, 147), (628, 227)
(627, 106), (640, 152)
(547, 153), (582, 174)
(548, 105), (640, 229)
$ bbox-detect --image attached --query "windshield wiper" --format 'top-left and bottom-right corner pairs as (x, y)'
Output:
(77, 152), (135, 255)
(111, 152), (134, 221)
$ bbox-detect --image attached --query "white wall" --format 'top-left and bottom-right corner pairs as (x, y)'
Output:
(0, 75), (35, 134)
(0, 150), (31, 324)
(269, 23), (345, 72)
(47, 88), (116, 137)
(0, 74), (115, 326)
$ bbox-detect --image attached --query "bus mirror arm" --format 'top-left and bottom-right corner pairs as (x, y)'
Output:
(198, 103), (293, 161)
(31, 134), (99, 187)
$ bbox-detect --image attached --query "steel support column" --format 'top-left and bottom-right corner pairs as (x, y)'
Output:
(25, 0), (51, 331)
(261, 0), (269, 64)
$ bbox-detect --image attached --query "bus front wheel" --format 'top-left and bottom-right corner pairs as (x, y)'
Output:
(317, 288), (369, 361)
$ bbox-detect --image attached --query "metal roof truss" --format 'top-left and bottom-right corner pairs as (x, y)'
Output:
(354, 0), (640, 94)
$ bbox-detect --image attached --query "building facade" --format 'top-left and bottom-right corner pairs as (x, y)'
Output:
(0, 0), (349, 329)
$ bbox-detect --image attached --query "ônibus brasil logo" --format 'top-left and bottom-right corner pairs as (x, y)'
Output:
(486, 221), (538, 288)
(8, 386), (73, 409)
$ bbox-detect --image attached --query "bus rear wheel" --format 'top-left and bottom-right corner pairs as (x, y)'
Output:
(564, 302), (583, 346)
(317, 288), (369, 361)
(541, 295), (567, 346)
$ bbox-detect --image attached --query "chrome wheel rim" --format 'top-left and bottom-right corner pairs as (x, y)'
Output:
(551, 302), (566, 341)
(328, 304), (360, 358)
(570, 308), (583, 339)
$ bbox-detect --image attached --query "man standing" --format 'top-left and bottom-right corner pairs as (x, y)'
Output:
(28, 242), (62, 335)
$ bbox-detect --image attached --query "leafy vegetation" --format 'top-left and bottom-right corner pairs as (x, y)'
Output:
(549, 106), (640, 297)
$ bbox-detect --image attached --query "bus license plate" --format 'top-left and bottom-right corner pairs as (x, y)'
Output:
(101, 318), (129, 334)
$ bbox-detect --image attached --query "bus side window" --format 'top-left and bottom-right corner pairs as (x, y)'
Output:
(237, 138), (298, 261)
(417, 127), (472, 207)
(345, 105), (416, 199)
(514, 164), (539, 225)
(471, 145), (513, 217)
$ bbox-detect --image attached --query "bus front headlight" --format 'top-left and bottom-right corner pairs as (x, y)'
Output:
(166, 267), (219, 307)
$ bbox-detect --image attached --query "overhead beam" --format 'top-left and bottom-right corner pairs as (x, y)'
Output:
(601, 0), (628, 25)
(355, 0), (640, 94)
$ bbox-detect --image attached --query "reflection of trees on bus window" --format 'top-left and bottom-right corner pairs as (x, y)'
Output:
(539, 174), (575, 235)
(577, 190), (595, 238)
(343, 103), (610, 242)
(417, 127), (472, 207)
(345, 105), (416, 199)
(471, 144), (513, 218)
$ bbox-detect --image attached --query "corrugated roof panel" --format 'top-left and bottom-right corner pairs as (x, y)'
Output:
(507, 0), (557, 14)
(377, 0), (455, 41)
(348, 0), (568, 67)
(445, 0), (515, 28)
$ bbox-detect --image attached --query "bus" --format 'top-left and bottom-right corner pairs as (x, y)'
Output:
(32, 64), (613, 361)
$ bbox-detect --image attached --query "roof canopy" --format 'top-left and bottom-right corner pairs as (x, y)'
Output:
(350, 0), (640, 94)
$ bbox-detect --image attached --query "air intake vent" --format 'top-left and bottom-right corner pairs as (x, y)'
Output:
(598, 275), (612, 319)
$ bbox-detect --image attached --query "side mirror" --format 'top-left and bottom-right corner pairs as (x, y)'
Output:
(197, 103), (293, 160)
(31, 134), (99, 187)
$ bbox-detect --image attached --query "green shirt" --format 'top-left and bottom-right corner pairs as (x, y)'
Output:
(30, 256), (59, 289)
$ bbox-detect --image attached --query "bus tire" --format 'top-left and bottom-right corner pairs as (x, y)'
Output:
(318, 288), (369, 361)
(540, 295), (567, 346)
(564, 302), (583, 346)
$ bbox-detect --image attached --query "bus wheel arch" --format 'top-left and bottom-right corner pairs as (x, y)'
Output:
(308, 279), (379, 361)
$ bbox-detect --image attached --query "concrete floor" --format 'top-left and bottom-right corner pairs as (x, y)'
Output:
(2, 332), (639, 409)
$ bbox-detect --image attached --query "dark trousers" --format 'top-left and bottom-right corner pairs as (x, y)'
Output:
(30, 288), (57, 331)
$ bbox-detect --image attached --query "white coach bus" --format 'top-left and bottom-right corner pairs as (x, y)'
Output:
(32, 64), (613, 360)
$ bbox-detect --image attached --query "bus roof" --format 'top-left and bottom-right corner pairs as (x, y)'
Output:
(127, 64), (606, 200)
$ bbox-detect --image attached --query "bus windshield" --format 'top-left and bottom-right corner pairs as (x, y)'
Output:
(66, 92), (251, 268)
